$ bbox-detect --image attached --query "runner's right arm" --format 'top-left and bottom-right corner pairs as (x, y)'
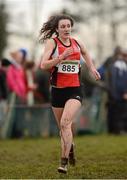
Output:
(41, 39), (73, 70)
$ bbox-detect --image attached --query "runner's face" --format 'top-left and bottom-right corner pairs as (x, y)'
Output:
(57, 19), (72, 39)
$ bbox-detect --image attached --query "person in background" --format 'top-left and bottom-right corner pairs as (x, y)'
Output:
(40, 14), (100, 173)
(98, 46), (122, 81)
(108, 49), (127, 134)
(0, 58), (11, 100)
(23, 60), (37, 105)
(0, 58), (11, 126)
(98, 46), (127, 134)
(6, 48), (28, 102)
(34, 66), (50, 104)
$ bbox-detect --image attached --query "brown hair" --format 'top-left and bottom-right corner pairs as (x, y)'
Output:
(39, 14), (74, 42)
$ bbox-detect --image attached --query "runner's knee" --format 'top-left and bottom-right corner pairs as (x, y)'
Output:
(60, 117), (72, 130)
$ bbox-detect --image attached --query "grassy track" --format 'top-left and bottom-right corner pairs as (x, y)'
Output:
(0, 135), (127, 179)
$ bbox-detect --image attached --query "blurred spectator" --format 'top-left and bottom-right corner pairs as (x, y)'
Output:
(98, 46), (122, 81)
(24, 60), (50, 105)
(0, 58), (11, 100)
(5, 48), (30, 138)
(6, 48), (28, 102)
(34, 66), (50, 104)
(108, 49), (127, 134)
(0, 58), (11, 126)
(98, 46), (127, 134)
(24, 60), (37, 105)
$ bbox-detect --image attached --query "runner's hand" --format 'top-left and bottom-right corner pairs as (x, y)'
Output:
(90, 67), (101, 81)
(59, 47), (73, 61)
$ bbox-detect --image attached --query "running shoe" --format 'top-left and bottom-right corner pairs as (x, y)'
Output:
(58, 157), (68, 174)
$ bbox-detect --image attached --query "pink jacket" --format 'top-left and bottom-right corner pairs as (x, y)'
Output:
(7, 65), (27, 100)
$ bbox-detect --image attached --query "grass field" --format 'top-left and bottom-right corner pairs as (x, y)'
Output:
(0, 135), (127, 179)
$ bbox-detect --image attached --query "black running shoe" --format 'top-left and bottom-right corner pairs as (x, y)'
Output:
(69, 144), (76, 166)
(58, 158), (68, 174)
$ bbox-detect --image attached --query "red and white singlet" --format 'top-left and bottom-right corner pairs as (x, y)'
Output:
(50, 37), (82, 88)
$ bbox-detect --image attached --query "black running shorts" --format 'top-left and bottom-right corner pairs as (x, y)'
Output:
(51, 86), (83, 108)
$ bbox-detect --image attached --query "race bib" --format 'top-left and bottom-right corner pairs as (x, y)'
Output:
(57, 60), (79, 74)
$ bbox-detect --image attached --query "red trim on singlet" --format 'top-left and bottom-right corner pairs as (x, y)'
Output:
(51, 37), (81, 87)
